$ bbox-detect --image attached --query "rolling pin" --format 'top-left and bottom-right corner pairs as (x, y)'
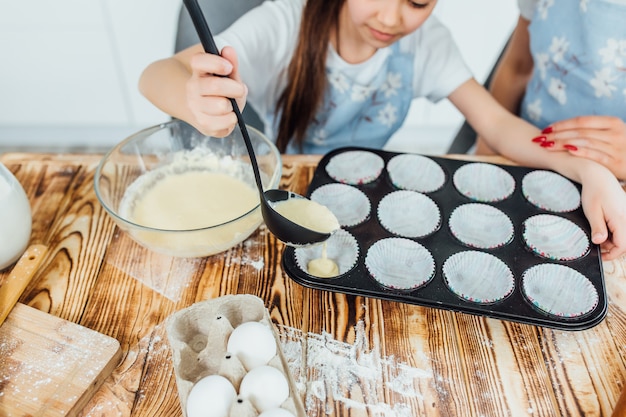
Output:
(0, 244), (48, 326)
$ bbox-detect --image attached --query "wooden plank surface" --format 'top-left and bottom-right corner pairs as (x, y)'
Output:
(1, 152), (625, 417)
(0, 303), (122, 417)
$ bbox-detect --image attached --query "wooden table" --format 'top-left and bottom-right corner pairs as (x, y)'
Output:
(1, 151), (626, 417)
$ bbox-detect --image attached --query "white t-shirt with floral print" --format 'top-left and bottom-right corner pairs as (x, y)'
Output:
(215, 0), (472, 152)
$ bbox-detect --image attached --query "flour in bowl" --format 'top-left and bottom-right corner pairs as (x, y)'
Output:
(118, 151), (264, 257)
(129, 171), (257, 230)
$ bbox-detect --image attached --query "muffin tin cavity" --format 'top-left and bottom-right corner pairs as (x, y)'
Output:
(443, 251), (514, 304)
(294, 229), (359, 279)
(324, 150), (384, 185)
(377, 190), (441, 238)
(453, 162), (516, 202)
(365, 238), (435, 291)
(166, 295), (305, 417)
(448, 203), (514, 249)
(522, 170), (581, 212)
(522, 214), (590, 261)
(282, 147), (606, 331)
(310, 183), (370, 227)
(387, 153), (446, 193)
(522, 264), (599, 318)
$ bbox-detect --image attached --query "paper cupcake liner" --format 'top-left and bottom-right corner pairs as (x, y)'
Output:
(325, 150), (384, 185)
(310, 183), (371, 227)
(522, 214), (590, 261)
(377, 190), (441, 238)
(294, 229), (359, 279)
(442, 251), (514, 304)
(522, 264), (599, 318)
(365, 238), (435, 291)
(448, 203), (514, 249)
(453, 162), (515, 203)
(521, 170), (581, 213)
(386, 153), (446, 193)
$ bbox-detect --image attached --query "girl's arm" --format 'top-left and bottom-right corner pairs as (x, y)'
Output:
(138, 45), (248, 137)
(475, 15), (534, 155)
(449, 78), (626, 260)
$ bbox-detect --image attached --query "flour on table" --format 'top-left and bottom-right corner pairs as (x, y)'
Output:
(224, 237), (266, 271)
(277, 321), (432, 417)
(76, 307), (600, 417)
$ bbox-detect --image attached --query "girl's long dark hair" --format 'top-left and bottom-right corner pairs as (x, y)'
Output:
(275, 0), (345, 152)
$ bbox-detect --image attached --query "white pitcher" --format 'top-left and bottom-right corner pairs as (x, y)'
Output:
(0, 162), (32, 270)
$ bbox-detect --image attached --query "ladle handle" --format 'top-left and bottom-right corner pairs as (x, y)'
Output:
(182, 0), (265, 193)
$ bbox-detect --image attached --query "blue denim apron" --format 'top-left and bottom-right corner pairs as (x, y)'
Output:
(285, 42), (415, 154)
(521, 0), (626, 128)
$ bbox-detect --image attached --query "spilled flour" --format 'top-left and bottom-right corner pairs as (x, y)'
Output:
(224, 238), (266, 271)
(78, 299), (605, 417)
(277, 321), (432, 417)
(79, 318), (431, 417)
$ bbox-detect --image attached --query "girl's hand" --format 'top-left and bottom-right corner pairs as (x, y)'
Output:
(186, 46), (248, 137)
(532, 116), (626, 180)
(580, 167), (626, 261)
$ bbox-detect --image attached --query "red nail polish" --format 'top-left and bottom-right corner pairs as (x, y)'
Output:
(540, 141), (555, 148)
(532, 136), (547, 143)
(542, 126), (553, 134)
(564, 144), (578, 151)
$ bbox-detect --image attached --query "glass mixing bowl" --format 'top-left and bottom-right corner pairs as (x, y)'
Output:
(94, 120), (282, 257)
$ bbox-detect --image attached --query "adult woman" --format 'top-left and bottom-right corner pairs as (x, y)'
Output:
(475, 0), (626, 180)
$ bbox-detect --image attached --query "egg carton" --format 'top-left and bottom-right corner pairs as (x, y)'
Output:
(165, 295), (305, 417)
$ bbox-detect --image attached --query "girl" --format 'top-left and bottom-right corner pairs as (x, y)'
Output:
(474, 0), (626, 180)
(139, 0), (626, 260)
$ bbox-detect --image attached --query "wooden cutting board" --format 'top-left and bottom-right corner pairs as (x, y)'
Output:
(0, 302), (122, 417)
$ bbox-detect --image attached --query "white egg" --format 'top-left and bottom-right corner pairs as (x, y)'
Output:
(239, 365), (290, 412)
(258, 408), (296, 417)
(186, 374), (236, 417)
(226, 321), (277, 370)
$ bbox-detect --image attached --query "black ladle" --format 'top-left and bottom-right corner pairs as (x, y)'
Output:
(183, 0), (334, 246)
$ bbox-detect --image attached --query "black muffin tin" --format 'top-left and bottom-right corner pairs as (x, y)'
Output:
(282, 146), (606, 331)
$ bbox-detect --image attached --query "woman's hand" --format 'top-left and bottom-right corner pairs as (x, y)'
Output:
(579, 165), (626, 261)
(532, 116), (626, 180)
(186, 46), (248, 137)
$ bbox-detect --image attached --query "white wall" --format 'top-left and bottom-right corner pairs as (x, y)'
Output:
(0, 0), (180, 148)
(0, 0), (517, 151)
